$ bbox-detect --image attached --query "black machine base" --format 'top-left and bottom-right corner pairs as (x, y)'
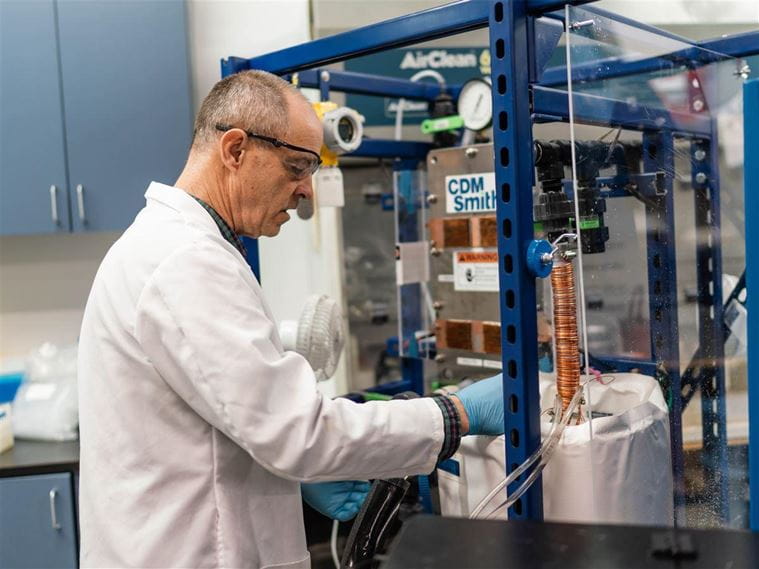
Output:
(382, 515), (759, 569)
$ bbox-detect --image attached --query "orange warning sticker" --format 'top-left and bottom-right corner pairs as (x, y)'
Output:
(455, 251), (498, 264)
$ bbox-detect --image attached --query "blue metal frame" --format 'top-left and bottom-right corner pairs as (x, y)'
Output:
(539, 18), (759, 87)
(531, 16), (565, 81)
(700, 30), (759, 60)
(243, 1), (491, 74)
(691, 134), (730, 522)
(488, 0), (543, 521)
(236, 0), (596, 76)
(745, 78), (759, 531)
(282, 66), (715, 137)
(240, 236), (261, 281)
(223, 0), (757, 526)
(351, 140), (432, 161)
(294, 69), (446, 101)
(642, 130), (685, 521)
(681, 274), (746, 411)
(562, 172), (663, 199)
(589, 355), (657, 377)
(532, 86), (712, 136)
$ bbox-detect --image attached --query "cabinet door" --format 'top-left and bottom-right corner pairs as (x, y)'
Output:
(57, 0), (192, 232)
(0, 1), (71, 235)
(0, 473), (77, 568)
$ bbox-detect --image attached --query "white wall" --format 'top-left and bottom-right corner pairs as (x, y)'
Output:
(185, 0), (311, 112)
(0, 232), (119, 367)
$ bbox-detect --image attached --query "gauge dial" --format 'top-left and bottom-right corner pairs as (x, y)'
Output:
(457, 77), (493, 131)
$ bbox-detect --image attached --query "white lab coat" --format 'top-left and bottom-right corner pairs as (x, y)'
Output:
(78, 182), (444, 568)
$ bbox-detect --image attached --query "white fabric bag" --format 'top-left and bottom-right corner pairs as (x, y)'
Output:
(438, 373), (673, 526)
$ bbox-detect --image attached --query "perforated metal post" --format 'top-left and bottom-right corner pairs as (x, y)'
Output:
(642, 131), (685, 523)
(743, 78), (758, 531)
(692, 133), (729, 523)
(490, 0), (543, 521)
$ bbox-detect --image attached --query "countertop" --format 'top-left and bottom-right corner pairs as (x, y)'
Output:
(0, 439), (79, 477)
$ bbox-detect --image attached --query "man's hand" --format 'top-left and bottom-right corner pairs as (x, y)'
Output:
(301, 480), (370, 521)
(452, 374), (505, 436)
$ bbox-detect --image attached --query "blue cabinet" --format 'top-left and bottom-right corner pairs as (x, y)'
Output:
(0, 473), (78, 568)
(0, 0), (192, 235)
(0, 1), (71, 235)
(57, 0), (193, 232)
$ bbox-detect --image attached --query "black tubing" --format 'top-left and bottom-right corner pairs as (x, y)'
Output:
(341, 390), (418, 568)
(340, 478), (411, 569)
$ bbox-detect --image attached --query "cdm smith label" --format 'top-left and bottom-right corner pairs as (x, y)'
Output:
(445, 172), (496, 214)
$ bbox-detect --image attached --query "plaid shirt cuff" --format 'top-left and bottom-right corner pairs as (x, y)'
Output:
(431, 395), (462, 462)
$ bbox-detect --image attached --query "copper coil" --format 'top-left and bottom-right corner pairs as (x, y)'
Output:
(551, 260), (580, 411)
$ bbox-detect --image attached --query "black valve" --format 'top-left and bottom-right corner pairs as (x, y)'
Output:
(532, 139), (621, 254)
(533, 141), (573, 242)
(428, 93), (458, 148)
(575, 183), (610, 254)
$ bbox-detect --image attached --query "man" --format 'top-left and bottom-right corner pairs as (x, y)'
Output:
(78, 70), (504, 568)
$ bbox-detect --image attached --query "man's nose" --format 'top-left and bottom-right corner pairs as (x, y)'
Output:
(295, 176), (315, 201)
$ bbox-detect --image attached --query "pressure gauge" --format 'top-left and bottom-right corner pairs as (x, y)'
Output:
(457, 78), (493, 131)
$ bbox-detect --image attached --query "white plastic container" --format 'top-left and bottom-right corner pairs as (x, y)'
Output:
(438, 373), (673, 526)
(0, 404), (13, 453)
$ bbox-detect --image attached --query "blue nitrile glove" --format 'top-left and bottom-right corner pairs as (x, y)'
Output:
(301, 481), (371, 521)
(453, 374), (505, 435)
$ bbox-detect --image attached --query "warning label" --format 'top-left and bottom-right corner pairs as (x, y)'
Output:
(453, 251), (499, 292)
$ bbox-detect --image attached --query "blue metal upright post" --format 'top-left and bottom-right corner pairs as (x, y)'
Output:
(490, 0), (543, 521)
(642, 130), (685, 523)
(692, 133), (730, 523)
(745, 78), (759, 531)
(241, 236), (261, 281)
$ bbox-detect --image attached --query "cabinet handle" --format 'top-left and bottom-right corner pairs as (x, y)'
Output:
(76, 184), (87, 224)
(49, 185), (59, 225)
(49, 488), (62, 530)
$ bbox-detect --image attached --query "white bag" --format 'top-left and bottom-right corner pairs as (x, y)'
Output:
(12, 343), (79, 441)
(438, 373), (673, 526)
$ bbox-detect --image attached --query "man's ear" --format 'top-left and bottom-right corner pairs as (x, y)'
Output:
(218, 129), (247, 171)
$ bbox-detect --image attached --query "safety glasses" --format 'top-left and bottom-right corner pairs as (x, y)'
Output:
(215, 124), (322, 178)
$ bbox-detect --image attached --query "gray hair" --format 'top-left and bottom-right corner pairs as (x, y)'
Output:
(192, 69), (301, 149)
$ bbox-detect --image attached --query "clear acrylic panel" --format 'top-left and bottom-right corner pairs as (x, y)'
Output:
(394, 169), (433, 359)
(565, 5), (748, 529)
